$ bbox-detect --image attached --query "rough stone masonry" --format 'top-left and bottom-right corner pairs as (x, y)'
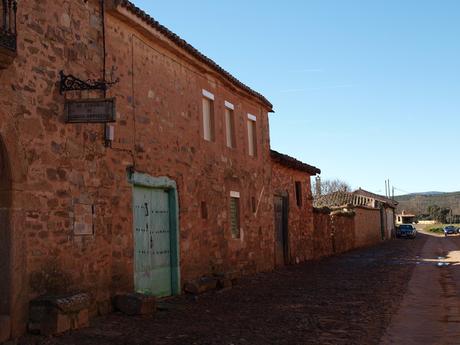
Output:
(0, 0), (281, 339)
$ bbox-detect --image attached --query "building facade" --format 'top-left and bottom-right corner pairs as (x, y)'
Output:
(0, 0), (278, 339)
(353, 188), (397, 239)
(270, 150), (320, 266)
(314, 188), (398, 240)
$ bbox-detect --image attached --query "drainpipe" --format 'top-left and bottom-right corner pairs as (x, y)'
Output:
(100, 0), (113, 148)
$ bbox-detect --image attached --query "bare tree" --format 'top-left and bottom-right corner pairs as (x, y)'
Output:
(312, 178), (351, 197)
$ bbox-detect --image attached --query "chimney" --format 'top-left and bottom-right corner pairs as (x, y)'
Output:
(315, 176), (321, 197)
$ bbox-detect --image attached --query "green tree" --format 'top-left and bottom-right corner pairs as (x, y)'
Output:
(427, 205), (450, 223)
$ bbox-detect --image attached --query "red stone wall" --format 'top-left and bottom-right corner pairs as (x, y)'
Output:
(313, 207), (382, 258)
(312, 209), (334, 259)
(354, 207), (383, 248)
(0, 0), (274, 336)
(271, 161), (315, 263)
(0, 0), (108, 336)
(332, 212), (355, 254)
(105, 13), (275, 282)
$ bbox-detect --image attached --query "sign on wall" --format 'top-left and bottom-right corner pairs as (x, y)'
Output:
(65, 98), (116, 123)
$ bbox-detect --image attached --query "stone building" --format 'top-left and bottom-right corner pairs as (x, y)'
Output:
(353, 188), (397, 239)
(0, 0), (280, 339)
(270, 150), (320, 266)
(312, 188), (397, 255)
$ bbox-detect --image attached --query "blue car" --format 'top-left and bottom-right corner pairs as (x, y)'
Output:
(396, 224), (417, 239)
(443, 225), (457, 236)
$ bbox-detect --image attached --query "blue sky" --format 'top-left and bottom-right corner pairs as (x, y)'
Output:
(131, 0), (460, 195)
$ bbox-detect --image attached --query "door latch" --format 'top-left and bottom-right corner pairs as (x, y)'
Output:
(144, 202), (149, 216)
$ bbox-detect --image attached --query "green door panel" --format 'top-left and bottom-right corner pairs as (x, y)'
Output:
(149, 189), (172, 297)
(133, 186), (172, 297)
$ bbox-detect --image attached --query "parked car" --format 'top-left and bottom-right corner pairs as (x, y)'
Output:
(443, 225), (457, 236)
(396, 224), (417, 239)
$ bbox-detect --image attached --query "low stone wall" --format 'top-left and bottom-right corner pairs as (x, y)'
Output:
(332, 211), (356, 254)
(312, 209), (334, 259)
(313, 206), (384, 258)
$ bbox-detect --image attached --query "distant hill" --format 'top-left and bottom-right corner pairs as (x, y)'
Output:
(395, 191), (460, 215)
(402, 191), (445, 197)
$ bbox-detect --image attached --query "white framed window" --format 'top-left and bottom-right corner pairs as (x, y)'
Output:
(225, 101), (236, 148)
(202, 90), (215, 141)
(247, 114), (257, 157)
(202, 89), (215, 101)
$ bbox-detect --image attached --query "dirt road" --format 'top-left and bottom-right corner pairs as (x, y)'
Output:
(21, 235), (428, 345)
(380, 231), (460, 344)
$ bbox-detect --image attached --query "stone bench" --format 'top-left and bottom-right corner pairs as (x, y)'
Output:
(29, 293), (90, 335)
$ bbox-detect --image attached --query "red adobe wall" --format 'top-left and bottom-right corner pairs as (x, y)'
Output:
(354, 207), (383, 248)
(271, 161), (315, 263)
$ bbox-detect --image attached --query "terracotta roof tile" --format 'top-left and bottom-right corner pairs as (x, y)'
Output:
(271, 150), (321, 175)
(313, 191), (354, 208)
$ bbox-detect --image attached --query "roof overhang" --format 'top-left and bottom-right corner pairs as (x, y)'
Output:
(271, 150), (321, 175)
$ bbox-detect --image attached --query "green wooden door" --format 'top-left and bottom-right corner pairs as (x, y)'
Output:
(133, 186), (172, 297)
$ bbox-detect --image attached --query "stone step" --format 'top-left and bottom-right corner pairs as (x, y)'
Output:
(0, 315), (11, 343)
(114, 293), (156, 316)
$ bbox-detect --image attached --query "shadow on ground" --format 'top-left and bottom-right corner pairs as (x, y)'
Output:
(21, 235), (429, 345)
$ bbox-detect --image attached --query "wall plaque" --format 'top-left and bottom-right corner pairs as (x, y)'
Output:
(65, 98), (116, 123)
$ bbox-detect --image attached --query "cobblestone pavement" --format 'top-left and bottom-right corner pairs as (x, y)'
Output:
(20, 235), (428, 345)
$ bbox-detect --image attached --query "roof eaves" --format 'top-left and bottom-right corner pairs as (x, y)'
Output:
(271, 150), (321, 175)
(353, 188), (398, 207)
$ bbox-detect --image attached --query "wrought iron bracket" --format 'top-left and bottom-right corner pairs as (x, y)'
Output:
(59, 71), (119, 95)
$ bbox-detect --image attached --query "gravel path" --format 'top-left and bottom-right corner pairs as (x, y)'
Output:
(380, 232), (460, 344)
(20, 235), (427, 345)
